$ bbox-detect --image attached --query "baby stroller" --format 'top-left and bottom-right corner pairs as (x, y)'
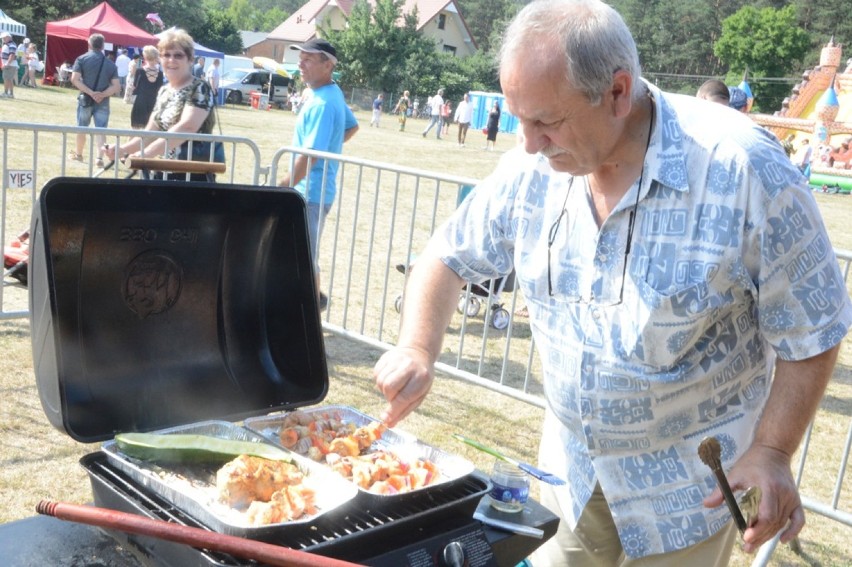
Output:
(392, 184), (514, 329)
(392, 262), (513, 330)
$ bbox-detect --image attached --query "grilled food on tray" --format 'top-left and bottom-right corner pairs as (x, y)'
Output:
(276, 410), (441, 494)
(278, 410), (386, 460)
(326, 449), (440, 495)
(115, 432), (319, 525)
(217, 455), (317, 525)
(217, 454), (305, 506)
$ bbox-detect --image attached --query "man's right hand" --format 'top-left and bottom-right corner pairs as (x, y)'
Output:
(373, 346), (435, 427)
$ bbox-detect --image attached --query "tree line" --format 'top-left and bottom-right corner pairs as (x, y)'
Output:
(6, 0), (852, 111)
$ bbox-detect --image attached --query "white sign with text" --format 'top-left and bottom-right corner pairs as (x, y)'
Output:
(7, 170), (34, 189)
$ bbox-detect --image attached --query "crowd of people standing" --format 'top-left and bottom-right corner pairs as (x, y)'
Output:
(362, 87), (503, 149)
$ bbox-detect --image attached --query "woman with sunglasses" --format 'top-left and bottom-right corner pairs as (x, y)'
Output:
(104, 29), (221, 180)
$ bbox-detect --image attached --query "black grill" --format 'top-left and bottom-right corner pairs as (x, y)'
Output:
(82, 451), (496, 565)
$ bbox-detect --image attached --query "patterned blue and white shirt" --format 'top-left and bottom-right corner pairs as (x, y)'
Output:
(432, 82), (852, 557)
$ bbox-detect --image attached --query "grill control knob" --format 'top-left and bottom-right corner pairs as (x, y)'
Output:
(442, 540), (465, 567)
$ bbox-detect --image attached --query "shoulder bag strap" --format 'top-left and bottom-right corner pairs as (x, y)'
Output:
(192, 77), (224, 136)
(89, 54), (106, 92)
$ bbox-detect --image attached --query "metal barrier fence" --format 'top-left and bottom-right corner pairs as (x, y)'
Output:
(269, 147), (852, 564)
(0, 122), (264, 320)
(269, 146), (544, 408)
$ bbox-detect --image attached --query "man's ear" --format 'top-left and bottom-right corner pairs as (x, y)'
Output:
(609, 69), (634, 118)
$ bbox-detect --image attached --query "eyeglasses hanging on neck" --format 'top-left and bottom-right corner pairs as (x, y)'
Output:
(547, 92), (657, 307)
(546, 177), (640, 306)
(547, 95), (654, 304)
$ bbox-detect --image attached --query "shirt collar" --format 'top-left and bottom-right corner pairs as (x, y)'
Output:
(643, 80), (690, 194)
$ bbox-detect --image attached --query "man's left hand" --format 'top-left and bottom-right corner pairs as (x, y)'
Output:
(703, 443), (803, 553)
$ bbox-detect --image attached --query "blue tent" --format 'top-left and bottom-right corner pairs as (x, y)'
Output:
(192, 41), (223, 60)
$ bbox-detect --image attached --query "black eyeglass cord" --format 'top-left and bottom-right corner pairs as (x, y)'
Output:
(548, 93), (655, 300)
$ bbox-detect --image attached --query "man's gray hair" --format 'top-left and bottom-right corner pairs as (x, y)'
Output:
(499, 0), (643, 105)
(89, 33), (105, 50)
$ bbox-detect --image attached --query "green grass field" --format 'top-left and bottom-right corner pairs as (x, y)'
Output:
(1, 84), (850, 565)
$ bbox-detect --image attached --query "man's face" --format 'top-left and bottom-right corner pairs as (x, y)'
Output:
(501, 52), (624, 175)
(298, 51), (333, 88)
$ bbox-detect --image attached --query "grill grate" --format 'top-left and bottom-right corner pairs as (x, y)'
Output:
(82, 452), (490, 563)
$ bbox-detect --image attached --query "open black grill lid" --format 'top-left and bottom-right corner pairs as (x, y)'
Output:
(29, 178), (328, 442)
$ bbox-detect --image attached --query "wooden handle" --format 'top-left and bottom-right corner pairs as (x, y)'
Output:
(126, 156), (227, 174)
(698, 437), (747, 534)
(37, 500), (359, 567)
(710, 469), (748, 534)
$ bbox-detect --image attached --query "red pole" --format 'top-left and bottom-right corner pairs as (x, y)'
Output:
(37, 500), (362, 567)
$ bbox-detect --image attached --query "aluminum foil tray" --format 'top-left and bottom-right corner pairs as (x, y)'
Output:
(101, 420), (358, 537)
(244, 405), (475, 499)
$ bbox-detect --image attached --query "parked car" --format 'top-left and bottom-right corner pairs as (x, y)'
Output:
(220, 68), (291, 106)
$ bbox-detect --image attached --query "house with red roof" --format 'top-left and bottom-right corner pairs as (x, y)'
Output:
(246, 0), (477, 64)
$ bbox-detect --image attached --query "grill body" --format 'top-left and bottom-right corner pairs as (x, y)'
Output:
(82, 452), (558, 566)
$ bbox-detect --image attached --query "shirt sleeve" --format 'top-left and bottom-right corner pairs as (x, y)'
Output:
(344, 103), (358, 131)
(742, 133), (852, 360)
(430, 149), (529, 283)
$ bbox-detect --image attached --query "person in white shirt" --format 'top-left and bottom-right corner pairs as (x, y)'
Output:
(205, 58), (221, 105)
(25, 43), (41, 89)
(115, 49), (131, 96)
(794, 138), (813, 175)
(453, 93), (473, 147)
(421, 88), (444, 139)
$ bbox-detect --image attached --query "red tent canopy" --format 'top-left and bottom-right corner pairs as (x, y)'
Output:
(44, 2), (157, 85)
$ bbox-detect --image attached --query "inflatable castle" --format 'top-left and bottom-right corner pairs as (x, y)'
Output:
(752, 38), (852, 192)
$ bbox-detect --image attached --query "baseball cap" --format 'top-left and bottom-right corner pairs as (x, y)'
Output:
(1, 32), (11, 40)
(728, 87), (748, 111)
(290, 38), (337, 64)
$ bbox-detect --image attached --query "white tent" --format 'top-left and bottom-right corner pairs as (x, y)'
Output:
(0, 9), (26, 37)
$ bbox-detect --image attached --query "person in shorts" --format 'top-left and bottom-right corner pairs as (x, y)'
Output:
(70, 33), (119, 167)
(1, 32), (18, 98)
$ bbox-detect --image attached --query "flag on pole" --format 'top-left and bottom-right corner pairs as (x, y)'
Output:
(146, 13), (165, 30)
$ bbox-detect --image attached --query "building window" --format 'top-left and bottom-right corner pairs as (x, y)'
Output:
(438, 14), (446, 30)
(443, 45), (456, 55)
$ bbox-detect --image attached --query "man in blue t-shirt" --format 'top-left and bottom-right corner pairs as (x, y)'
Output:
(278, 38), (359, 310)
